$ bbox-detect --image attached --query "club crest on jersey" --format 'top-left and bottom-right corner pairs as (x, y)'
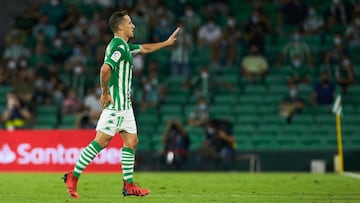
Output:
(111, 51), (121, 62)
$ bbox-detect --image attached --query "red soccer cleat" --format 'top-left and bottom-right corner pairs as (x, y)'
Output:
(62, 172), (79, 198)
(122, 181), (150, 197)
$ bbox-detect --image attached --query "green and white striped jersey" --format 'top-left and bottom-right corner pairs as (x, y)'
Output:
(104, 36), (141, 110)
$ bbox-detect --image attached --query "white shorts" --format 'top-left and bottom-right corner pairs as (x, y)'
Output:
(95, 108), (137, 136)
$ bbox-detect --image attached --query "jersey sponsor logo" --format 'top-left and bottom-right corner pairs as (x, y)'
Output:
(0, 144), (16, 164)
(111, 51), (121, 62)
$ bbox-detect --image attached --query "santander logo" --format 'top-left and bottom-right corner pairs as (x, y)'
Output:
(0, 144), (16, 164)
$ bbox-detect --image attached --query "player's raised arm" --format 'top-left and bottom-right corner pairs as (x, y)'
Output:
(139, 27), (180, 54)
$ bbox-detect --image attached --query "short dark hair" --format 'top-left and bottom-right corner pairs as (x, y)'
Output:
(109, 10), (128, 33)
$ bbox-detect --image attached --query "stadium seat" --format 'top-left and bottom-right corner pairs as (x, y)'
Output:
(263, 94), (283, 106)
(251, 136), (278, 150)
(239, 95), (264, 105)
(316, 114), (335, 125)
(36, 114), (58, 129)
(269, 84), (288, 95)
(244, 85), (268, 95)
(60, 115), (78, 129)
(276, 136), (298, 149)
(160, 105), (183, 116)
(0, 86), (13, 96)
(292, 115), (314, 125)
(234, 105), (258, 115)
(137, 114), (159, 126)
(278, 127), (301, 137)
(256, 124), (279, 137)
(237, 115), (260, 126)
(257, 105), (277, 116)
(234, 124), (256, 137)
(214, 94), (238, 104)
(262, 115), (286, 126)
(163, 94), (188, 104)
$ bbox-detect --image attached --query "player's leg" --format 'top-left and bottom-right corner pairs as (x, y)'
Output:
(121, 131), (150, 196)
(119, 108), (150, 196)
(63, 109), (117, 198)
(121, 131), (138, 183)
(73, 132), (112, 177)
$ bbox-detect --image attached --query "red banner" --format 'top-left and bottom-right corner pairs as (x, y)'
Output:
(0, 130), (124, 172)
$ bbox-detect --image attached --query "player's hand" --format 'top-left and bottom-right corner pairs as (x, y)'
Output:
(166, 27), (180, 45)
(100, 93), (114, 109)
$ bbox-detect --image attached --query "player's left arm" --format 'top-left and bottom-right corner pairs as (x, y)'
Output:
(139, 27), (180, 54)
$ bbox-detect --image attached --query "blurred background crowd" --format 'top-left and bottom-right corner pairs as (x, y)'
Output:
(1, 0), (360, 169)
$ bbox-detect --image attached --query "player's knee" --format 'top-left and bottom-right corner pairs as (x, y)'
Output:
(125, 135), (138, 149)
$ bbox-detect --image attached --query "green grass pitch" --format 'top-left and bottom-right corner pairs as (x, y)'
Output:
(0, 172), (359, 203)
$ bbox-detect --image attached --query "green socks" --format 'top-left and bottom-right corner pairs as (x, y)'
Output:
(73, 141), (103, 178)
(121, 147), (135, 183)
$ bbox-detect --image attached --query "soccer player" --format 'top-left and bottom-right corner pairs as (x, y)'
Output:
(63, 10), (180, 198)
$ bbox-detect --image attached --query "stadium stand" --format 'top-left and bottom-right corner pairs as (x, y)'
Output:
(0, 0), (359, 153)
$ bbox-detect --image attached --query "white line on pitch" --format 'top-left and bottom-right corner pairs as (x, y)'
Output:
(343, 172), (360, 180)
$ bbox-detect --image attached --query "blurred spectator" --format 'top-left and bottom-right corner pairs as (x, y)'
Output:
(50, 36), (72, 64)
(83, 86), (102, 113)
(32, 15), (57, 40)
(278, 0), (308, 27)
(34, 76), (51, 104)
(188, 97), (209, 127)
(196, 119), (236, 171)
(244, 10), (269, 54)
(40, 0), (67, 26)
(197, 17), (222, 66)
(15, 4), (40, 32)
(345, 15), (360, 47)
(302, 5), (325, 34)
(241, 45), (268, 83)
(279, 82), (305, 124)
(5, 27), (27, 47)
(152, 4), (175, 42)
(187, 66), (233, 101)
(28, 45), (53, 69)
(131, 7), (150, 43)
(171, 25), (191, 77)
(3, 35), (30, 61)
(287, 55), (312, 84)
(277, 30), (313, 66)
(1, 92), (32, 131)
(0, 64), (10, 85)
(205, 0), (230, 16)
(324, 33), (350, 75)
(13, 68), (35, 106)
(59, 4), (79, 34)
(325, 0), (353, 27)
(65, 44), (88, 93)
(133, 54), (145, 78)
(62, 88), (83, 115)
(71, 15), (99, 44)
(220, 14), (242, 66)
(180, 5), (202, 41)
(155, 119), (190, 170)
(335, 56), (355, 93)
(136, 62), (161, 112)
(311, 71), (336, 107)
(78, 86), (101, 129)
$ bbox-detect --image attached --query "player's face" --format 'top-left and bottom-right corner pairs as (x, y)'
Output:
(121, 15), (135, 38)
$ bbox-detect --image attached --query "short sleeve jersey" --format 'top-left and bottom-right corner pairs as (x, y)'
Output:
(104, 36), (141, 110)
